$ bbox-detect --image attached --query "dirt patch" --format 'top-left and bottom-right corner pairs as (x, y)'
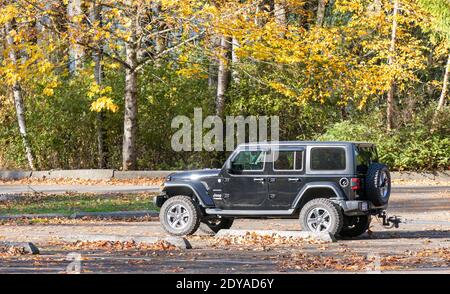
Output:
(58, 240), (178, 251)
(392, 179), (450, 186)
(278, 247), (450, 272)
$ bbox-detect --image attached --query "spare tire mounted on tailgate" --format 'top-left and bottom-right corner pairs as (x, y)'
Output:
(364, 163), (391, 206)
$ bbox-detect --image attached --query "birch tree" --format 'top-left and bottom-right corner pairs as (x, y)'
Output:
(316, 0), (326, 26)
(386, 0), (398, 131)
(5, 21), (35, 170)
(67, 0), (84, 74)
(437, 53), (450, 111)
(90, 0), (108, 168)
(216, 36), (232, 117)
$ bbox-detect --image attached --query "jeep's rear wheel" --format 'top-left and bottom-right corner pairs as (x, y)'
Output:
(159, 195), (201, 236)
(340, 215), (371, 238)
(199, 217), (234, 235)
(299, 198), (343, 235)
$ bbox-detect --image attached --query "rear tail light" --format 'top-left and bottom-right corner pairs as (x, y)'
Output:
(351, 178), (361, 190)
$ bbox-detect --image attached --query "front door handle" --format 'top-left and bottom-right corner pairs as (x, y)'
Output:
(288, 178), (301, 182)
(253, 178), (265, 183)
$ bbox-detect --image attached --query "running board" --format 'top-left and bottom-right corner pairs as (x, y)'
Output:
(205, 209), (295, 216)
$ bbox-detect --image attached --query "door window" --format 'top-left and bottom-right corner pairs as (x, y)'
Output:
(231, 150), (266, 171)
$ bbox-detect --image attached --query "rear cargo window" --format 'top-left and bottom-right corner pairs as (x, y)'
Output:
(355, 146), (378, 173)
(310, 147), (346, 170)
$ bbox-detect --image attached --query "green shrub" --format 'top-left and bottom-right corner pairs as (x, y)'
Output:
(318, 109), (450, 171)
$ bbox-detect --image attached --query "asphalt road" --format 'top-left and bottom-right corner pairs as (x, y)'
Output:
(0, 185), (449, 274)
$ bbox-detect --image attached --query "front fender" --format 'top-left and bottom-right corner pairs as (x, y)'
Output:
(162, 182), (215, 207)
(291, 181), (345, 209)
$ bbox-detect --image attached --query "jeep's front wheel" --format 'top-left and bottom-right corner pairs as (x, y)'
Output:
(159, 195), (201, 236)
(299, 198), (343, 235)
(199, 217), (234, 235)
(340, 215), (371, 238)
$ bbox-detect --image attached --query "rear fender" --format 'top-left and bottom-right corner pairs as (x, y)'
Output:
(292, 182), (345, 210)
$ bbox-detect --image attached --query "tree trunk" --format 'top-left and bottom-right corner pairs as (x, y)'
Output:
(91, 0), (108, 168)
(368, 0), (382, 13)
(122, 19), (138, 170)
(152, 2), (166, 56)
(216, 36), (232, 118)
(231, 37), (240, 83)
(208, 37), (220, 90)
(6, 21), (35, 170)
(436, 53), (450, 112)
(316, 0), (326, 26)
(386, 0), (398, 131)
(274, 0), (287, 30)
(67, 0), (84, 74)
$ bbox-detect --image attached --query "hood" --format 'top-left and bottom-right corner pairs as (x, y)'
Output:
(169, 169), (221, 181)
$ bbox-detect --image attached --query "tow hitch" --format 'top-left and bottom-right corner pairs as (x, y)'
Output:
(377, 211), (401, 228)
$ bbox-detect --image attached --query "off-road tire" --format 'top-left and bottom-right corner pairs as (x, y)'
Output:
(340, 215), (371, 238)
(365, 163), (391, 206)
(299, 198), (344, 235)
(199, 217), (234, 235)
(159, 195), (201, 236)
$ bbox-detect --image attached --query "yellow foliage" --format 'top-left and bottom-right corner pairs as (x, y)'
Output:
(90, 97), (119, 113)
(42, 87), (54, 97)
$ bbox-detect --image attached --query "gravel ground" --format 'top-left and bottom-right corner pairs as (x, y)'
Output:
(0, 186), (449, 274)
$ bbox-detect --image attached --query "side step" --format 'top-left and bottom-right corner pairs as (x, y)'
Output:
(205, 208), (295, 216)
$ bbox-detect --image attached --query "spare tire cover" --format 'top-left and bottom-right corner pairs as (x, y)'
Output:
(364, 163), (391, 206)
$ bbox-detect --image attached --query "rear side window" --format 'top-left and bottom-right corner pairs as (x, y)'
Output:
(355, 146), (378, 173)
(274, 151), (294, 170)
(273, 151), (303, 171)
(310, 148), (346, 170)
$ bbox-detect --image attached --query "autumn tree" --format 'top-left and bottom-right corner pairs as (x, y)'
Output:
(1, 1), (58, 169)
(418, 0), (450, 113)
(22, 0), (207, 170)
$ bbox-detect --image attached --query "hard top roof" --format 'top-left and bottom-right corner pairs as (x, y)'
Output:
(237, 141), (375, 148)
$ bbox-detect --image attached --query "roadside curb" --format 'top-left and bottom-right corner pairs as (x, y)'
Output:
(60, 234), (191, 249)
(215, 229), (336, 243)
(0, 169), (177, 180)
(0, 210), (159, 220)
(0, 241), (40, 254)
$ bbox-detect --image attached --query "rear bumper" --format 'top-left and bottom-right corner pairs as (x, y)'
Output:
(334, 200), (387, 216)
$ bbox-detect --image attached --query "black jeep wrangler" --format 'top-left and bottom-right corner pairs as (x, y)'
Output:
(155, 141), (391, 237)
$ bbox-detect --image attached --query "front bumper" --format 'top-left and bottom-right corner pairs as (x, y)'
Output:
(334, 200), (386, 216)
(154, 193), (167, 208)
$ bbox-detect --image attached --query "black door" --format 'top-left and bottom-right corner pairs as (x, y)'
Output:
(221, 150), (268, 210)
(266, 149), (305, 209)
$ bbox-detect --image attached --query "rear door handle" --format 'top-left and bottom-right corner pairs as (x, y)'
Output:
(253, 178), (265, 183)
(288, 178), (301, 182)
